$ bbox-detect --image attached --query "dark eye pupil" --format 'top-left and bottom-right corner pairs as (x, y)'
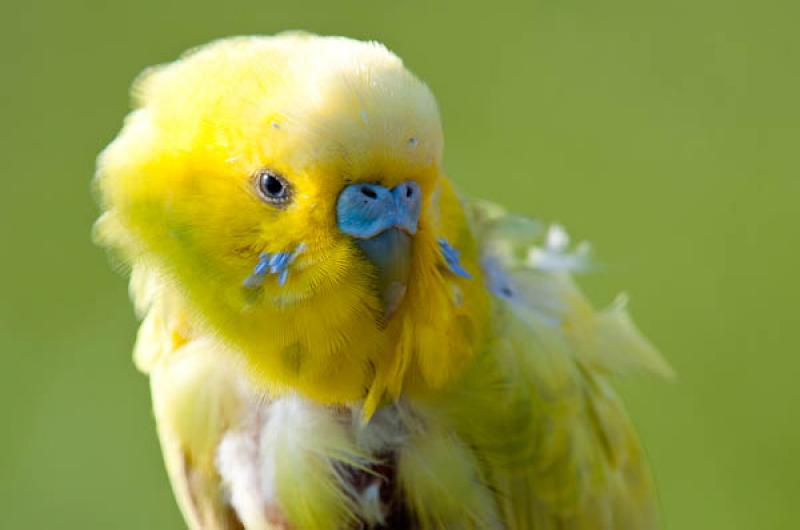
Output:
(256, 170), (291, 205)
(264, 175), (284, 196)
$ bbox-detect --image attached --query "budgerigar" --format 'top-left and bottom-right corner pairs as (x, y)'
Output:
(94, 33), (671, 530)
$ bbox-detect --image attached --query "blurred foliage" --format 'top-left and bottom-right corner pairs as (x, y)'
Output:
(1, 1), (797, 528)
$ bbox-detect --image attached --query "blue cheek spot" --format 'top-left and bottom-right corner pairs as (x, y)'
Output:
(439, 238), (472, 279)
(244, 243), (306, 289)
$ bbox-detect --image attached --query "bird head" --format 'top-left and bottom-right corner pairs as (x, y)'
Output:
(95, 35), (487, 412)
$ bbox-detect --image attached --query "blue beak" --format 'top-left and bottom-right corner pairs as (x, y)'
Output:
(336, 181), (422, 320)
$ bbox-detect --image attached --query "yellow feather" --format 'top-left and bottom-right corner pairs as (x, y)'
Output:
(96, 33), (668, 530)
(95, 35), (483, 409)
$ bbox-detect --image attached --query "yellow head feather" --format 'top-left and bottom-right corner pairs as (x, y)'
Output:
(95, 34), (488, 411)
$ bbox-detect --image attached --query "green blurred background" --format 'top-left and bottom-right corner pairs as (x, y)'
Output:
(1, 0), (797, 528)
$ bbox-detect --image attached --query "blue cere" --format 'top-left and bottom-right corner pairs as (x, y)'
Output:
(439, 238), (472, 279)
(243, 243), (306, 289)
(336, 181), (421, 240)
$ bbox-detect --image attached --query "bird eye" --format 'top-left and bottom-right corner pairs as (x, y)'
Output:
(256, 170), (292, 205)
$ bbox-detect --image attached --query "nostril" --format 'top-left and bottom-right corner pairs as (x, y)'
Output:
(361, 186), (378, 199)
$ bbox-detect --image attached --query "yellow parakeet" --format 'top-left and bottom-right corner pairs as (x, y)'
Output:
(94, 33), (671, 530)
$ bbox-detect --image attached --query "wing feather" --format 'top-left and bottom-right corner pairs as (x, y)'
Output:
(445, 200), (670, 529)
(131, 268), (250, 529)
